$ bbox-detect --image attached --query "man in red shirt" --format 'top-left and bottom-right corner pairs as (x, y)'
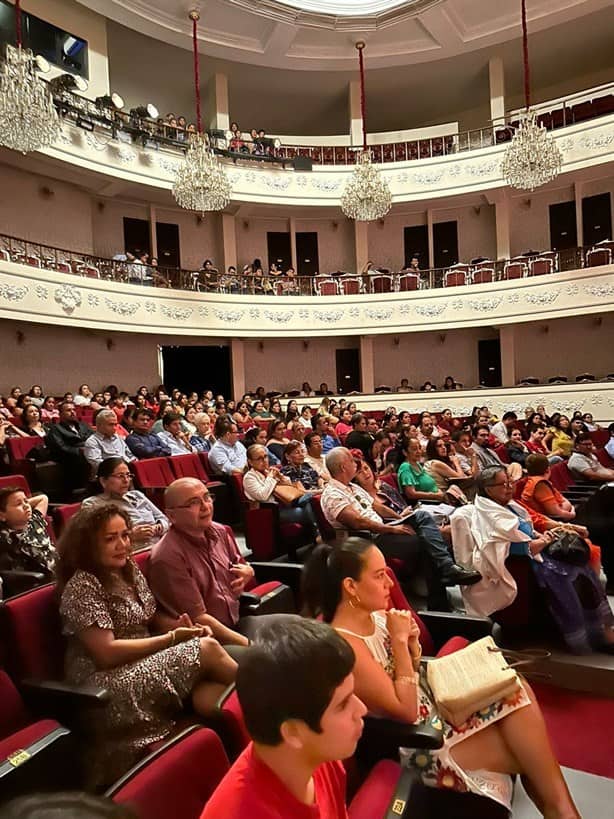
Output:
(201, 617), (366, 819)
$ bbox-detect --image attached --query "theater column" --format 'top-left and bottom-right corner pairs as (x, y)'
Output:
(221, 213), (237, 272)
(206, 73), (230, 132)
(360, 336), (375, 394)
(231, 339), (245, 400)
(489, 56), (506, 128)
(355, 222), (369, 274)
(495, 193), (511, 260)
(500, 326), (516, 387)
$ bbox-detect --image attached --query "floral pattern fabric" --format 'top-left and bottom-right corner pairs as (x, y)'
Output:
(0, 509), (56, 578)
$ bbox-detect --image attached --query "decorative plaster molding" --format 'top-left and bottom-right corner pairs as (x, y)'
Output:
(584, 283), (614, 298)
(212, 308), (244, 322)
(54, 284), (82, 314)
(414, 302), (447, 317)
(35, 285), (48, 300)
(264, 309), (295, 323)
(524, 290), (559, 305)
(313, 308), (345, 322)
(105, 297), (140, 316)
(160, 304), (193, 321)
(0, 283), (28, 301)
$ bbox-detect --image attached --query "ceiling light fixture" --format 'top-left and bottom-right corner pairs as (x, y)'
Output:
(172, 9), (232, 216)
(501, 0), (562, 191)
(340, 42), (391, 222)
(0, 0), (60, 153)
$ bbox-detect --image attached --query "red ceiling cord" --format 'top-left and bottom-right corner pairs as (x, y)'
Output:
(521, 0), (531, 111)
(14, 0), (22, 48)
(356, 41), (367, 151)
(190, 9), (202, 134)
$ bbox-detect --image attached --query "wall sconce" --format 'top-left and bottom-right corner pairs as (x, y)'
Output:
(106, 338), (115, 350)
(593, 316), (603, 327)
(540, 325), (549, 334)
(39, 186), (54, 200)
(393, 336), (400, 347)
(378, 218), (385, 228)
(303, 340), (310, 351)
(523, 198), (532, 209)
(438, 334), (446, 344)
(243, 220), (250, 230)
(258, 341), (264, 352)
(331, 221), (339, 231)
(473, 205), (481, 216)
(15, 330), (25, 345)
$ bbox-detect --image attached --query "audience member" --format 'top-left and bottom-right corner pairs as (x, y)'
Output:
(149, 479), (253, 650)
(157, 412), (196, 456)
(344, 413), (373, 463)
(22, 404), (48, 438)
(57, 503), (237, 786)
(209, 419), (247, 475)
(0, 487), (56, 582)
(243, 425), (281, 466)
(505, 427), (531, 467)
(398, 438), (446, 503)
(606, 422), (614, 460)
(74, 384), (93, 406)
(266, 418), (290, 462)
(304, 431), (331, 481)
(201, 618), (363, 819)
(302, 538), (581, 815)
(397, 377), (412, 393)
(568, 432), (614, 482)
(46, 401), (92, 490)
(545, 414), (575, 459)
(84, 410), (136, 479)
(82, 457), (168, 548)
(416, 411), (439, 449)
(280, 440), (322, 491)
(521, 454), (577, 521)
(311, 414), (340, 454)
(190, 412), (215, 452)
(424, 437), (469, 493)
(490, 411), (517, 444)
(125, 408), (171, 459)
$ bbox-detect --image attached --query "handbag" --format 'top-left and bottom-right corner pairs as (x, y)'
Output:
(273, 483), (305, 506)
(426, 636), (520, 727)
(545, 530), (590, 566)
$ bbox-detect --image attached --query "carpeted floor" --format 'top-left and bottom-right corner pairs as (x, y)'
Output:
(532, 682), (614, 778)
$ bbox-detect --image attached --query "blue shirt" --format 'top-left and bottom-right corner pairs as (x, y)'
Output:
(126, 431), (172, 460)
(321, 434), (340, 454)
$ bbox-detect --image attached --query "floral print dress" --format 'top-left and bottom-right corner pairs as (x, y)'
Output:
(60, 562), (201, 787)
(337, 612), (530, 809)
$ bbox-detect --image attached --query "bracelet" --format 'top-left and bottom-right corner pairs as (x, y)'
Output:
(395, 674), (418, 686)
(168, 629), (176, 647)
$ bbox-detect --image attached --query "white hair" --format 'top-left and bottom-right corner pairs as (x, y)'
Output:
(325, 447), (350, 477)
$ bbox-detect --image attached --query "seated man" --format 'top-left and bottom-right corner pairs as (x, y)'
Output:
(568, 432), (614, 482)
(201, 617), (364, 819)
(148, 478), (251, 649)
(156, 412), (196, 456)
(303, 431), (331, 484)
(126, 408), (172, 459)
(490, 411), (518, 445)
(83, 409), (136, 479)
(208, 418), (247, 475)
(321, 448), (480, 609)
(46, 400), (93, 491)
(470, 424), (507, 471)
(312, 414), (340, 454)
(344, 412), (374, 463)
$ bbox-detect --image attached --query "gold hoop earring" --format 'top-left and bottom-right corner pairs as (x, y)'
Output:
(348, 595), (361, 609)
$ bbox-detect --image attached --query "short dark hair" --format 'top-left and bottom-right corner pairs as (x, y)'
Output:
(575, 431), (593, 446)
(502, 412), (518, 422)
(0, 485), (25, 515)
(351, 412), (365, 428)
(214, 417), (235, 438)
(96, 457), (128, 480)
(133, 407), (154, 421)
(304, 431), (321, 449)
(472, 423), (490, 436)
(525, 453), (549, 476)
(162, 411), (182, 429)
(237, 616), (355, 746)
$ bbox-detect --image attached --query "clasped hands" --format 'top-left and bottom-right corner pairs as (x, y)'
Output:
(386, 608), (422, 662)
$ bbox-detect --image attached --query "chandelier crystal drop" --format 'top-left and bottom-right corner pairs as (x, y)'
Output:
(341, 149), (392, 221)
(0, 43), (60, 153)
(173, 132), (232, 213)
(172, 10), (231, 214)
(501, 109), (562, 192)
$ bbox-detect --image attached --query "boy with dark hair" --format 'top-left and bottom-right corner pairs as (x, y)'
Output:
(201, 616), (366, 818)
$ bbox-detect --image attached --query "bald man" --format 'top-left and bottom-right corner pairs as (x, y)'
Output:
(148, 478), (252, 647)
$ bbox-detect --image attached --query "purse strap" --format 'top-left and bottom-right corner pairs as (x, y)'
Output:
(487, 646), (552, 680)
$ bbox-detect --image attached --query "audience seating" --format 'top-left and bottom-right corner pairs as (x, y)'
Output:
(444, 265), (470, 287)
(398, 272), (420, 291)
(503, 260), (527, 279)
(471, 263), (494, 284)
(528, 256), (554, 276)
(53, 502), (81, 536)
(370, 274), (393, 293)
(340, 277), (363, 295)
(130, 457), (175, 508)
(586, 247), (611, 267)
(108, 726), (229, 819)
(314, 278), (339, 296)
(0, 474), (31, 495)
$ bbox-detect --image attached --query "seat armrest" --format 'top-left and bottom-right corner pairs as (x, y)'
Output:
(21, 678), (110, 719)
(417, 611), (493, 647)
(239, 584), (296, 618)
(239, 591), (261, 607)
(1, 569), (46, 597)
(356, 715), (444, 773)
(250, 561), (303, 592)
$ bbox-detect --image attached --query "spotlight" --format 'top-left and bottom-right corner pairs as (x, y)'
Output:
(130, 104), (159, 120)
(48, 73), (88, 94)
(225, 130), (233, 141)
(95, 93), (125, 110)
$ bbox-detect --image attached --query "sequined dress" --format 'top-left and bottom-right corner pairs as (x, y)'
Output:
(60, 562), (201, 787)
(336, 612), (531, 809)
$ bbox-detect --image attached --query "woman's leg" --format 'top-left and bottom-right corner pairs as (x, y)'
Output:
(449, 682), (579, 819)
(192, 680), (229, 716)
(198, 636), (237, 685)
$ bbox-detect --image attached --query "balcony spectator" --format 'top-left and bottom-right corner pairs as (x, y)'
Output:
(157, 412), (196, 457)
(74, 384), (93, 406)
(443, 376), (456, 391)
(40, 395), (59, 423)
(300, 382), (315, 397)
(82, 457), (169, 548)
(209, 419), (246, 476)
(126, 408), (171, 460)
(0, 487), (56, 582)
(190, 412), (215, 453)
(229, 121), (245, 153)
(491, 411), (518, 444)
(397, 378), (412, 393)
(84, 409), (136, 479)
(420, 380), (436, 392)
(316, 382), (334, 396)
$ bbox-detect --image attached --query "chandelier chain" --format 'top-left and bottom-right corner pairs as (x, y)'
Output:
(521, 0), (530, 110)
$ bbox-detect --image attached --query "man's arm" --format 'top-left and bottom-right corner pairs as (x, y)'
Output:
(83, 436), (103, 472)
(335, 504), (413, 537)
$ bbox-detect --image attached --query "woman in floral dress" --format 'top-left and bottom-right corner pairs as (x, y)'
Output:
(303, 538), (580, 818)
(57, 503), (237, 787)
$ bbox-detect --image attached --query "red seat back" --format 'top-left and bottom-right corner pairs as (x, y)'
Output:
(133, 548), (151, 576)
(54, 502), (81, 535)
(6, 436), (44, 465)
(398, 274), (419, 291)
(1, 583), (64, 680)
(131, 457), (175, 490)
(378, 473), (399, 492)
(548, 462), (574, 492)
(167, 453), (208, 482)
(495, 444), (511, 464)
(595, 448), (614, 468)
(0, 474), (31, 495)
(589, 429), (608, 448)
(111, 727), (229, 819)
(0, 670), (31, 737)
(310, 494), (336, 542)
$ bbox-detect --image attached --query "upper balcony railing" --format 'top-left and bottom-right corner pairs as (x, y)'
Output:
(47, 81), (614, 170)
(2, 232), (613, 296)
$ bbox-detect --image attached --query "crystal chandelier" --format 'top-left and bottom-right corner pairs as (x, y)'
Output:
(501, 0), (562, 192)
(172, 10), (231, 214)
(341, 42), (391, 222)
(0, 0), (60, 153)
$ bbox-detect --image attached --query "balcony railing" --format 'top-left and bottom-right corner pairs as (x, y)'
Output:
(47, 81), (614, 170)
(2, 232), (612, 296)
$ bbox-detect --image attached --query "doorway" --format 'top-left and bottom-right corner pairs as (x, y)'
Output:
(161, 345), (231, 398)
(478, 339), (502, 388)
(156, 222), (181, 269)
(123, 217), (150, 257)
(403, 225), (428, 269)
(582, 193), (612, 246)
(549, 201), (577, 250)
(336, 348), (361, 394)
(433, 221), (459, 268)
(266, 232), (292, 272)
(296, 231), (319, 275)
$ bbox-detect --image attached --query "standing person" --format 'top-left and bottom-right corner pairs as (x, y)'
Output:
(201, 618), (365, 819)
(302, 539), (581, 818)
(57, 504), (237, 786)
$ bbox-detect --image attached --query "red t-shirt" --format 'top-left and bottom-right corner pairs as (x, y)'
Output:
(200, 743), (348, 819)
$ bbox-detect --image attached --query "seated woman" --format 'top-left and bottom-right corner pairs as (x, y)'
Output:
(21, 404), (48, 438)
(242, 444), (318, 540)
(40, 395), (59, 423)
(189, 412), (215, 452)
(82, 457), (169, 549)
(232, 400), (253, 433)
(243, 425), (280, 466)
(453, 467), (614, 654)
(297, 404), (314, 429)
(284, 399), (300, 435)
(545, 414), (574, 459)
(424, 437), (470, 493)
(302, 538), (581, 818)
(505, 427), (531, 467)
(0, 487), (56, 582)
(280, 440), (323, 492)
(266, 418), (290, 462)
(57, 503), (237, 787)
(521, 454), (576, 521)
(398, 438), (446, 504)
(352, 452), (409, 517)
(250, 400), (273, 420)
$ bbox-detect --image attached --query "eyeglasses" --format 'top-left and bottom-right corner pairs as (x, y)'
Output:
(487, 480), (513, 489)
(170, 495), (212, 510)
(110, 472), (131, 480)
